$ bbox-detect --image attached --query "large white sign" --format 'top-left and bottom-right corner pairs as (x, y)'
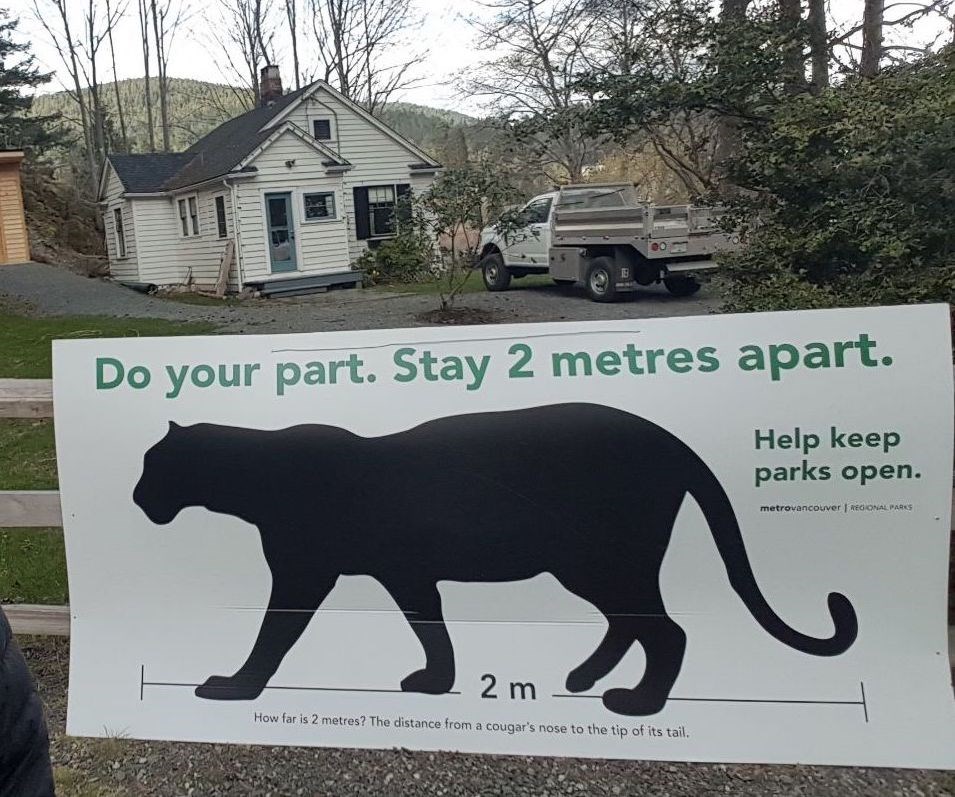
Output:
(53, 305), (955, 767)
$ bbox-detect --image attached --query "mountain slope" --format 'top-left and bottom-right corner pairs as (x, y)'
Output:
(31, 78), (480, 158)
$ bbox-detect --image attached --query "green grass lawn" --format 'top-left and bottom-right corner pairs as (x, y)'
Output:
(0, 307), (216, 378)
(0, 306), (215, 604)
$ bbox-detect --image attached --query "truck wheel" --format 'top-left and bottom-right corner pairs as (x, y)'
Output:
(664, 276), (701, 297)
(553, 278), (575, 286)
(585, 258), (618, 302)
(481, 253), (511, 292)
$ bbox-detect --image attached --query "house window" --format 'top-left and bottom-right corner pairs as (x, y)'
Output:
(303, 191), (336, 221)
(177, 195), (200, 237)
(353, 184), (410, 240)
(368, 185), (397, 237)
(312, 119), (332, 140)
(215, 195), (228, 238)
(188, 196), (199, 235)
(113, 207), (127, 258)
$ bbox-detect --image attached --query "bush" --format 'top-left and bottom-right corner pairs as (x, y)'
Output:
(353, 227), (436, 286)
(723, 48), (955, 312)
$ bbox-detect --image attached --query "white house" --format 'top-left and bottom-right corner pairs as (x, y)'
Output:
(99, 66), (442, 296)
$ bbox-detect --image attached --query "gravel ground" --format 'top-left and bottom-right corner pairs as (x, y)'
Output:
(0, 262), (720, 333)
(18, 637), (954, 796)
(7, 264), (954, 794)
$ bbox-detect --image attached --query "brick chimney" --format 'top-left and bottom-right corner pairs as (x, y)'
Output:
(259, 65), (283, 107)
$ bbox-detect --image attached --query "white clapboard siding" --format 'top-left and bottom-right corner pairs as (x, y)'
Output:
(169, 188), (237, 289)
(131, 197), (188, 286)
(282, 89), (439, 261)
(236, 130), (351, 282)
(102, 165), (139, 282)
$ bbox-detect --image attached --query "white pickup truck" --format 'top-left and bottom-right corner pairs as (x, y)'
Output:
(476, 183), (740, 302)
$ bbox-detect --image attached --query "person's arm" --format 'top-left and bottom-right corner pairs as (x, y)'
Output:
(0, 607), (55, 797)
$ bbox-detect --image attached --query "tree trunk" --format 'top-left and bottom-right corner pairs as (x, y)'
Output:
(860, 0), (884, 77)
(106, 2), (129, 151)
(778, 0), (806, 95)
(806, 0), (828, 93)
(149, 1), (170, 151)
(286, 0), (301, 89)
(139, 0), (156, 151)
(714, 0), (751, 195)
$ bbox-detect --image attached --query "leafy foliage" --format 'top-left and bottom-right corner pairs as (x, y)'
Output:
(356, 164), (520, 309)
(722, 49), (955, 311)
(354, 227), (436, 287)
(418, 163), (521, 310)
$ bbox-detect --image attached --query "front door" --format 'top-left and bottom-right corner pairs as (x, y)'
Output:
(266, 192), (296, 273)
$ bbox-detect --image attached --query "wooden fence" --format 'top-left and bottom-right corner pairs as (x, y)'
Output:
(2, 378), (954, 656)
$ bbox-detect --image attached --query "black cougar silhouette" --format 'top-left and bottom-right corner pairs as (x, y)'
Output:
(133, 404), (857, 716)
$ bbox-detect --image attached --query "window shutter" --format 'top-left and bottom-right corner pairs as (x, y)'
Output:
(353, 187), (371, 240)
(396, 183), (412, 225)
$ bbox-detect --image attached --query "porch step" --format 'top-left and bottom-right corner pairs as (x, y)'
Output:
(245, 270), (363, 298)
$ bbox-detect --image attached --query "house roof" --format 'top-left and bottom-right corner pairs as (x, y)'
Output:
(164, 86), (313, 190)
(107, 153), (195, 193)
(104, 81), (438, 197)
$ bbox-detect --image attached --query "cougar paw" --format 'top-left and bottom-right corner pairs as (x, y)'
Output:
(195, 674), (266, 701)
(400, 668), (454, 695)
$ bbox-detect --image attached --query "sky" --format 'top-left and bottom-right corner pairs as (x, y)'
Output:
(8, 0), (490, 113)
(6, 0), (952, 115)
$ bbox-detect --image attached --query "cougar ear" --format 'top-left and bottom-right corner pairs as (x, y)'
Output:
(168, 421), (181, 431)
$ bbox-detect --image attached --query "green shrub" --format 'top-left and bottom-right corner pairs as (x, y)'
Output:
(353, 228), (436, 287)
(723, 49), (955, 312)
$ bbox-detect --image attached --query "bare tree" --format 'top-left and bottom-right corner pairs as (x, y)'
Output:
(806, 0), (828, 92)
(150, 0), (186, 150)
(32, 0), (122, 192)
(285, 0), (302, 90)
(829, 0), (950, 76)
(105, 0), (129, 150)
(137, 0), (156, 150)
(778, 0), (806, 94)
(464, 0), (597, 182)
(308, 0), (425, 114)
(32, 0), (95, 188)
(206, 0), (277, 108)
(78, 0), (126, 168)
(860, 0), (884, 76)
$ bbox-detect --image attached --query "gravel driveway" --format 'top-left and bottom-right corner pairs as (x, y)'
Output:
(20, 637), (955, 797)
(0, 262), (720, 333)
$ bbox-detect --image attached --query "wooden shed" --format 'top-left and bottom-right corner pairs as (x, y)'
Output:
(0, 150), (30, 265)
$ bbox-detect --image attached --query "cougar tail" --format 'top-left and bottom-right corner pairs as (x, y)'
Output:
(688, 455), (857, 656)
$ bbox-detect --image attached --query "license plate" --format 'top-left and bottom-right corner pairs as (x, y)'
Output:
(670, 241), (688, 253)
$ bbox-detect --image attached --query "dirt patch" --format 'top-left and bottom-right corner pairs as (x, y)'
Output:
(415, 307), (499, 325)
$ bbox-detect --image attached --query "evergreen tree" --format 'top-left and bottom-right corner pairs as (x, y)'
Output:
(0, 10), (62, 151)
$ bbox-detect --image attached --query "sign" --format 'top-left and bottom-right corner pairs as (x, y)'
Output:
(53, 305), (955, 767)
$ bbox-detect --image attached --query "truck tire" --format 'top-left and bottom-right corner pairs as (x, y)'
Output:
(585, 257), (618, 302)
(663, 275), (701, 297)
(480, 253), (511, 292)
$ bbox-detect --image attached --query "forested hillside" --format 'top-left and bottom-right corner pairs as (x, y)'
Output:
(31, 78), (481, 157)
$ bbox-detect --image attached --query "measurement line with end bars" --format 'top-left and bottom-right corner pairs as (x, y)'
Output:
(139, 666), (868, 722)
